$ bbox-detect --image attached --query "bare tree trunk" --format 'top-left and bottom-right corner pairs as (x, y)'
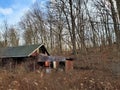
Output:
(69, 0), (76, 54)
(116, 0), (120, 20)
(84, 1), (97, 48)
(109, 0), (120, 50)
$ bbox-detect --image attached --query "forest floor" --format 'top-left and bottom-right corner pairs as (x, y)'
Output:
(0, 46), (120, 90)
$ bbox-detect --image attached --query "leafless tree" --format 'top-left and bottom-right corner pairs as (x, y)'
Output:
(2, 20), (9, 47)
(8, 26), (19, 46)
(18, 0), (120, 54)
(19, 2), (48, 45)
(93, 0), (113, 48)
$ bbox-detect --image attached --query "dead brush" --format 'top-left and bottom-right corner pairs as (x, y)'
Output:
(0, 50), (120, 89)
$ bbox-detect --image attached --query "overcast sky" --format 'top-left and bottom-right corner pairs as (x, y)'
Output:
(0, 0), (48, 25)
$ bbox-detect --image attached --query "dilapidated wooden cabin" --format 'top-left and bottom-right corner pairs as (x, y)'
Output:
(37, 55), (74, 72)
(0, 44), (49, 71)
(0, 44), (74, 72)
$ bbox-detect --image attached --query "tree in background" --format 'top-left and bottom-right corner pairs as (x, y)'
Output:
(8, 26), (19, 47)
(0, 20), (19, 47)
(108, 0), (120, 51)
(116, 0), (120, 20)
(19, 2), (47, 45)
(1, 0), (120, 54)
(2, 20), (9, 47)
(115, 0), (120, 52)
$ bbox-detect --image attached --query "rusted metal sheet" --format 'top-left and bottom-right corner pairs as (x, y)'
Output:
(37, 54), (66, 62)
(65, 60), (74, 71)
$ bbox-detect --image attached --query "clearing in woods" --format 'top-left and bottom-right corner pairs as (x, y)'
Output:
(0, 47), (120, 90)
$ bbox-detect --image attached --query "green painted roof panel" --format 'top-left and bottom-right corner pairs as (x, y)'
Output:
(0, 44), (42, 58)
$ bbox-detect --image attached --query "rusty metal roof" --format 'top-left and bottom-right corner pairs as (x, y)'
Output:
(38, 54), (66, 62)
(0, 44), (43, 58)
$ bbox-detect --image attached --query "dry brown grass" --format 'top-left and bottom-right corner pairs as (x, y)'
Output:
(0, 47), (120, 90)
(0, 68), (120, 90)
